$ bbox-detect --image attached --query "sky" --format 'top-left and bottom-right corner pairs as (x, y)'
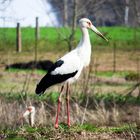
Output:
(0, 0), (59, 27)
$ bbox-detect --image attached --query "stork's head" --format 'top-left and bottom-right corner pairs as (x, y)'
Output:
(79, 18), (108, 42)
(23, 106), (35, 117)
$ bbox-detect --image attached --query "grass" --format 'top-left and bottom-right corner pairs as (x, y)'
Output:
(78, 92), (140, 108)
(0, 26), (140, 52)
(95, 71), (140, 82)
(7, 68), (46, 75)
(95, 71), (130, 78)
(0, 26), (140, 139)
(93, 93), (140, 105)
(71, 123), (137, 133)
(1, 123), (138, 140)
(1, 89), (140, 106)
(7, 67), (139, 79)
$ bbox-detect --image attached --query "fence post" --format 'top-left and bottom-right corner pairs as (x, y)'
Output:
(35, 17), (39, 63)
(16, 23), (22, 52)
(113, 42), (116, 73)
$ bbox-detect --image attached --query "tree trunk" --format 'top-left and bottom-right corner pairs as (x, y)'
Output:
(68, 0), (77, 51)
(133, 0), (140, 26)
(63, 0), (68, 27)
(124, 0), (129, 26)
(72, 0), (77, 30)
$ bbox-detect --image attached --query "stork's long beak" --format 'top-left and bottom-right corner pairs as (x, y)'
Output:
(90, 25), (108, 42)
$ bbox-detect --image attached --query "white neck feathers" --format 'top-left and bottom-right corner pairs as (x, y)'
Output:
(77, 27), (92, 67)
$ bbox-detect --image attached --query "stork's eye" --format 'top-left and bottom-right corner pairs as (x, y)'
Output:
(87, 22), (91, 26)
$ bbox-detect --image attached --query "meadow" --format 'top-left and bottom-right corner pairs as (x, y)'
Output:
(0, 26), (140, 139)
(0, 26), (140, 51)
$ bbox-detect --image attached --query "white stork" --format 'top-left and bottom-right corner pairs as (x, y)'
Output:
(23, 106), (36, 127)
(35, 18), (108, 128)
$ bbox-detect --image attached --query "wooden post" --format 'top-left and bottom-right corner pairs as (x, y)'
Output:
(16, 23), (22, 52)
(35, 17), (39, 63)
(113, 42), (116, 73)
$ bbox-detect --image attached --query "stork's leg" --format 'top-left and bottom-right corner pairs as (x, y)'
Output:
(66, 83), (70, 127)
(55, 85), (64, 128)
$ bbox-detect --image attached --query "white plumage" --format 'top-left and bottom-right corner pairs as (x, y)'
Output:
(47, 19), (94, 84)
(23, 106), (35, 127)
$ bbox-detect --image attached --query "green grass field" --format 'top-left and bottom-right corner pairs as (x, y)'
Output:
(0, 26), (140, 52)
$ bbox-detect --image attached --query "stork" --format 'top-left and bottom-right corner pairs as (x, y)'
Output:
(35, 18), (108, 128)
(23, 106), (36, 127)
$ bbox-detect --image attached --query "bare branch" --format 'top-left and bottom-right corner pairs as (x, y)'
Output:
(0, 0), (12, 11)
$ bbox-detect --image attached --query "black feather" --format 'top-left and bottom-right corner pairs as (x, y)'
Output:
(48, 60), (64, 72)
(35, 60), (78, 95)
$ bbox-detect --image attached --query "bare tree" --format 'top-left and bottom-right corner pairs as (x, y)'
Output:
(0, 0), (12, 11)
(63, 0), (68, 27)
(124, 0), (129, 26)
(47, 0), (140, 27)
(67, 0), (78, 51)
(132, 0), (140, 26)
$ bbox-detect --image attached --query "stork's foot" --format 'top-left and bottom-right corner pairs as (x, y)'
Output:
(67, 122), (70, 127)
(55, 123), (59, 129)
(55, 123), (70, 129)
